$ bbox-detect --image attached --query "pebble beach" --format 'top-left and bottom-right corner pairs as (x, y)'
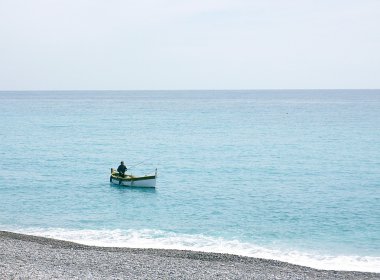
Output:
(0, 231), (378, 280)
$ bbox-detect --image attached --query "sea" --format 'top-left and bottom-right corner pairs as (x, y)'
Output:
(0, 90), (379, 272)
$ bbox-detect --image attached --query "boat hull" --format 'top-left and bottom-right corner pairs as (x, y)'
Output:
(110, 174), (156, 188)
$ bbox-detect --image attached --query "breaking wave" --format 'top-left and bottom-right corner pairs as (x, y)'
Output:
(8, 227), (380, 273)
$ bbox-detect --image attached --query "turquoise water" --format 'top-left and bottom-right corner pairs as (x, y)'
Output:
(1, 90), (379, 272)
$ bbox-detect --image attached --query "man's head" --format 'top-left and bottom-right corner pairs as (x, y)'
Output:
(121, 161), (124, 165)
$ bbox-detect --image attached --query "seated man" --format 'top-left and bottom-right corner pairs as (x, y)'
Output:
(117, 161), (127, 177)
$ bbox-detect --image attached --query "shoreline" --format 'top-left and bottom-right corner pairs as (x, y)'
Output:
(1, 231), (378, 279)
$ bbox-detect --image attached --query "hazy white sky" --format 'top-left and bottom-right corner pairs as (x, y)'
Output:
(0, 0), (379, 90)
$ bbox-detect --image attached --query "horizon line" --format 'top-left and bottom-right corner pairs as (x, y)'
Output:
(1, 88), (380, 92)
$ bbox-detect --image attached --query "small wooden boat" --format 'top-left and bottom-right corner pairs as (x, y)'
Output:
(110, 168), (157, 188)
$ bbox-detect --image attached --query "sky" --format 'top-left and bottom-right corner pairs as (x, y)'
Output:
(0, 0), (379, 90)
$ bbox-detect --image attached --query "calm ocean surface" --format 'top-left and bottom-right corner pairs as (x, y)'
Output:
(0, 90), (379, 272)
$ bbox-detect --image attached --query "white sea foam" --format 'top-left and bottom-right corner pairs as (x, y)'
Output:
(9, 227), (380, 273)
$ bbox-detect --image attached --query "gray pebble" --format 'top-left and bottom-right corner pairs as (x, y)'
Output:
(0, 231), (378, 280)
